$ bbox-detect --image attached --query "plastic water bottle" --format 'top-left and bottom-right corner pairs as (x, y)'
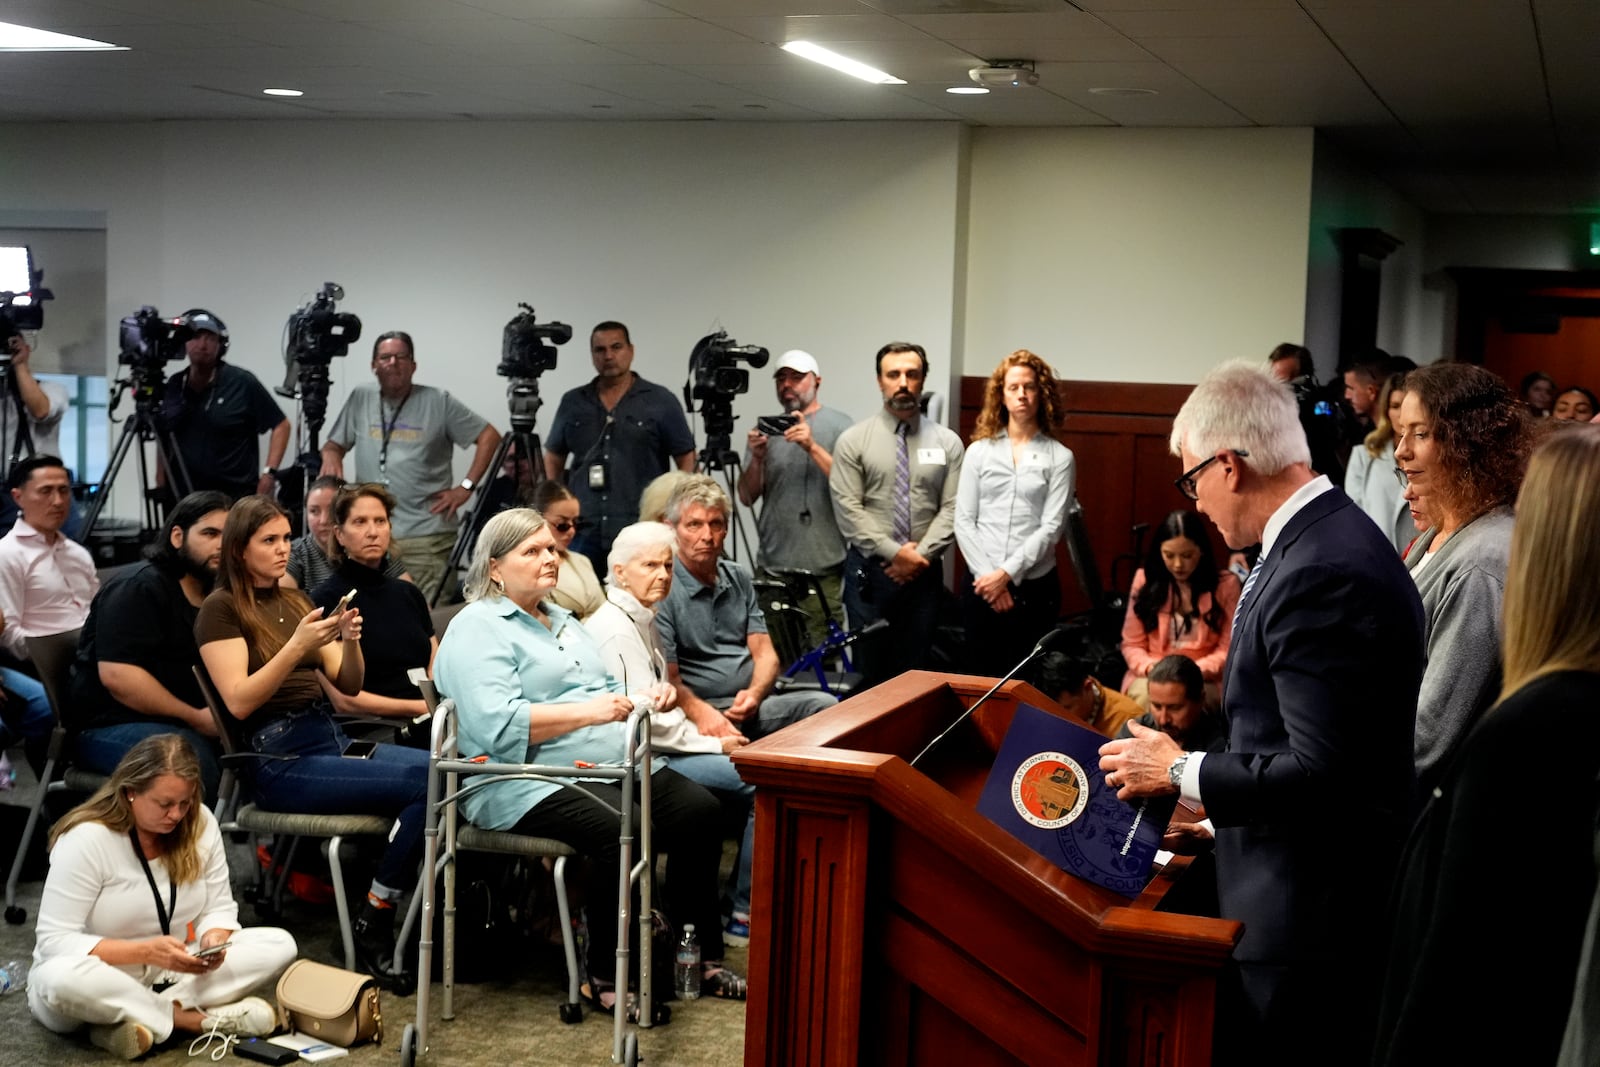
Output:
(674, 924), (701, 1001)
(0, 959), (27, 995)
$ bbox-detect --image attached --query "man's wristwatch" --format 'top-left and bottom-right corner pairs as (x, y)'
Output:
(1167, 752), (1191, 791)
(458, 477), (475, 491)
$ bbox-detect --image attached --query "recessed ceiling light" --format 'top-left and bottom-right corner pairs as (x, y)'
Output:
(262, 88), (303, 97)
(0, 21), (125, 51)
(781, 41), (904, 85)
(947, 86), (990, 96)
(1088, 87), (1158, 96)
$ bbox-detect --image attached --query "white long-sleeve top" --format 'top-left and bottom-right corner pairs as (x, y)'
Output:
(584, 584), (722, 756)
(954, 432), (1077, 582)
(33, 806), (240, 972)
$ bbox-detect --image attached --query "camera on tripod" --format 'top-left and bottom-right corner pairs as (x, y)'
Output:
(684, 330), (769, 469)
(117, 306), (193, 367)
(499, 303), (570, 379)
(287, 282), (361, 365)
(0, 245), (53, 359)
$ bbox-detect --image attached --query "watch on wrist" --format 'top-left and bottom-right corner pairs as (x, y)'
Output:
(458, 477), (475, 491)
(261, 467), (276, 479)
(1167, 752), (1190, 791)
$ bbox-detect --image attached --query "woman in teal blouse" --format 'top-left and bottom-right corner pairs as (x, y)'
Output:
(434, 508), (746, 1009)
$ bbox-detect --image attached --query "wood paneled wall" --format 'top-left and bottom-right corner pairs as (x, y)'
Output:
(957, 377), (1209, 616)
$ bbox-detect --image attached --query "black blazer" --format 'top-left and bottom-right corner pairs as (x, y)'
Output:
(1200, 487), (1426, 966)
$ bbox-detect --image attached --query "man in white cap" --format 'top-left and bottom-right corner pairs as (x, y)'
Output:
(737, 349), (854, 648)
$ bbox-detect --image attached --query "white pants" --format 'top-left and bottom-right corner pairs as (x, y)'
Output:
(28, 927), (296, 1043)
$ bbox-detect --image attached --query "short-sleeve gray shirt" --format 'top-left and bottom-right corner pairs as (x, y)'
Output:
(325, 383), (490, 539)
(654, 557), (767, 704)
(745, 405), (854, 573)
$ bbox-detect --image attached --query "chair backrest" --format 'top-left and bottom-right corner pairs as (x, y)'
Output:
(192, 663), (247, 758)
(406, 667), (440, 713)
(24, 628), (84, 731)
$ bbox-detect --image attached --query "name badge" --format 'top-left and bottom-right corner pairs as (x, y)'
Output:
(1023, 451), (1046, 468)
(917, 448), (946, 466)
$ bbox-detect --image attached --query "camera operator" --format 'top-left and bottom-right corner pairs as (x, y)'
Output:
(543, 321), (696, 565)
(0, 332), (73, 536)
(736, 351), (853, 646)
(320, 331), (500, 602)
(161, 310), (289, 499)
(1267, 342), (1344, 483)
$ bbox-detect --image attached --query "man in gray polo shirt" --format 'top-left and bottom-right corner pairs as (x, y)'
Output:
(655, 475), (836, 744)
(320, 330), (500, 601)
(737, 349), (854, 649)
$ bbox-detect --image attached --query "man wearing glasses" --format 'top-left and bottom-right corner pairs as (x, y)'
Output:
(1099, 360), (1426, 1067)
(321, 331), (500, 602)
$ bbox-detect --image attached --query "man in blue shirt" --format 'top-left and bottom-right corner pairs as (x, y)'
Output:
(543, 322), (696, 565)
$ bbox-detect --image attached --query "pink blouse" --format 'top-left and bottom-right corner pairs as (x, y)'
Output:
(1120, 567), (1241, 689)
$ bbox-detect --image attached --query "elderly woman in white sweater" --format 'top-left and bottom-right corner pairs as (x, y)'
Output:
(583, 522), (757, 943)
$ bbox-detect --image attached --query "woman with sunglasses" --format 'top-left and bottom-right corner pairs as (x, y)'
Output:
(533, 480), (605, 621)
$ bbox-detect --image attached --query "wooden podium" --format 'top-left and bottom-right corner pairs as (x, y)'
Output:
(732, 671), (1242, 1067)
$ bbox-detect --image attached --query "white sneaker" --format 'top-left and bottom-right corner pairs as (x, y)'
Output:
(89, 1020), (154, 1060)
(201, 996), (276, 1037)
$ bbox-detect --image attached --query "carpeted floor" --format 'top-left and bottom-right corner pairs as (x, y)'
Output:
(0, 759), (749, 1066)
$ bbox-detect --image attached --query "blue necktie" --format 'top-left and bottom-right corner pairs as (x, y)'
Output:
(1232, 556), (1264, 632)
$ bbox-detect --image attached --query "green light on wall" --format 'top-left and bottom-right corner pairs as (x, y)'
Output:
(1592, 221), (1600, 256)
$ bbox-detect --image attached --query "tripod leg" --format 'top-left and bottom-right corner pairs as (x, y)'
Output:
(431, 431), (517, 608)
(76, 417), (142, 543)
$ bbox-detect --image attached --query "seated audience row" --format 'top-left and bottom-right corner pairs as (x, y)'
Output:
(1520, 371), (1597, 421)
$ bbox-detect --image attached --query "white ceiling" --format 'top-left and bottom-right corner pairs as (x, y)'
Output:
(2, 0), (1596, 215)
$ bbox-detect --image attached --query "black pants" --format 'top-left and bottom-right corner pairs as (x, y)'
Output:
(959, 568), (1061, 678)
(843, 547), (944, 687)
(511, 768), (726, 976)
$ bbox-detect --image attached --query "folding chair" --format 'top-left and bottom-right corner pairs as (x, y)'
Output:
(401, 676), (657, 1067)
(194, 664), (418, 976)
(4, 629), (101, 925)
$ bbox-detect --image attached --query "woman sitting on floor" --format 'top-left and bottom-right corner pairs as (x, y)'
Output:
(28, 734), (295, 1060)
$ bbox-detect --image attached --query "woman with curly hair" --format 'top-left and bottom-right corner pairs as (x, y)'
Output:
(954, 350), (1076, 676)
(1344, 371), (1414, 553)
(1119, 509), (1239, 706)
(1394, 362), (1531, 792)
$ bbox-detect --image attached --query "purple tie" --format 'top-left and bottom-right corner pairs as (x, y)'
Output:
(892, 421), (912, 543)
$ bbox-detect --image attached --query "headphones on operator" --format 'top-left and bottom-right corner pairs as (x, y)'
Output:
(181, 308), (230, 357)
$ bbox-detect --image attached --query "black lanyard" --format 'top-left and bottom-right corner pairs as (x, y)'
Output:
(378, 390), (411, 477)
(128, 828), (177, 937)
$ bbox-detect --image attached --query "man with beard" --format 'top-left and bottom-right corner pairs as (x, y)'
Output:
(70, 491), (233, 800)
(737, 350), (854, 647)
(830, 342), (964, 684)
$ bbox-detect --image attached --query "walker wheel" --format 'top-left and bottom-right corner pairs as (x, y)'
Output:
(399, 1023), (416, 1067)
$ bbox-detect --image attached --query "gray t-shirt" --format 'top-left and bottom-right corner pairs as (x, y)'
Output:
(745, 405), (853, 573)
(324, 383), (490, 539)
(655, 557), (767, 704)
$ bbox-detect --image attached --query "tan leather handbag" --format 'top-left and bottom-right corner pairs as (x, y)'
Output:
(274, 959), (383, 1047)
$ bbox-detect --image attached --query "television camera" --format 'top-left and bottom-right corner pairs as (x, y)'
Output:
(683, 330), (768, 469)
(278, 282), (361, 442)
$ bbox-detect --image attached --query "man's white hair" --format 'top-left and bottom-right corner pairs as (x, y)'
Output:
(1170, 359), (1311, 476)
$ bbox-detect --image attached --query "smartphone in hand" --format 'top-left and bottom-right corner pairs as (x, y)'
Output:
(193, 940), (233, 958)
(334, 588), (357, 615)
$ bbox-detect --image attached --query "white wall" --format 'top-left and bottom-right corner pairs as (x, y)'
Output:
(1, 119), (966, 522)
(1304, 136), (1431, 369)
(962, 127), (1315, 384)
(0, 224), (106, 376)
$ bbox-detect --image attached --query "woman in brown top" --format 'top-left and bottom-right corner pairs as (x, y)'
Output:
(195, 495), (428, 990)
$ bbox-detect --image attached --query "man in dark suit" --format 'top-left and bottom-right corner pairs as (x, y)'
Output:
(1099, 359), (1426, 1067)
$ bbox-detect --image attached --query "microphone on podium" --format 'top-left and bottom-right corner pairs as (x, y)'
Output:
(908, 625), (1076, 769)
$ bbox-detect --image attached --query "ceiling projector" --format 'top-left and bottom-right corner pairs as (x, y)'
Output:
(969, 63), (1038, 89)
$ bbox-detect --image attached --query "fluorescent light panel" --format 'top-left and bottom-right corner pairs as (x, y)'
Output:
(0, 21), (125, 51)
(781, 41), (904, 85)
(262, 88), (304, 97)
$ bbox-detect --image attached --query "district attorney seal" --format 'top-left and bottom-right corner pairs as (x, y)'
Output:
(1011, 751), (1090, 829)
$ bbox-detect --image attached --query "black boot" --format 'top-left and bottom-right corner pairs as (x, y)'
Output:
(351, 898), (403, 990)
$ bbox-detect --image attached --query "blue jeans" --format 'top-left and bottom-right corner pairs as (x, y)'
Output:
(248, 709), (430, 892)
(76, 723), (223, 802)
(665, 752), (755, 919)
(0, 668), (52, 747)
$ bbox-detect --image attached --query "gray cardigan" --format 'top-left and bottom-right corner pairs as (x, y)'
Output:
(1406, 507), (1513, 786)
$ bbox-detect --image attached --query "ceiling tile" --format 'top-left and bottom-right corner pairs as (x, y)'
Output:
(698, 13), (932, 43)
(946, 35), (1154, 62)
(1096, 8), (1321, 37)
(896, 12), (1124, 39)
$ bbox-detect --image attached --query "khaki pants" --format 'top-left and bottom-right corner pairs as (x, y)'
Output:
(394, 530), (461, 604)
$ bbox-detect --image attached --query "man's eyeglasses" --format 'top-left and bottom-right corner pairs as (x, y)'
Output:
(1175, 449), (1248, 501)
